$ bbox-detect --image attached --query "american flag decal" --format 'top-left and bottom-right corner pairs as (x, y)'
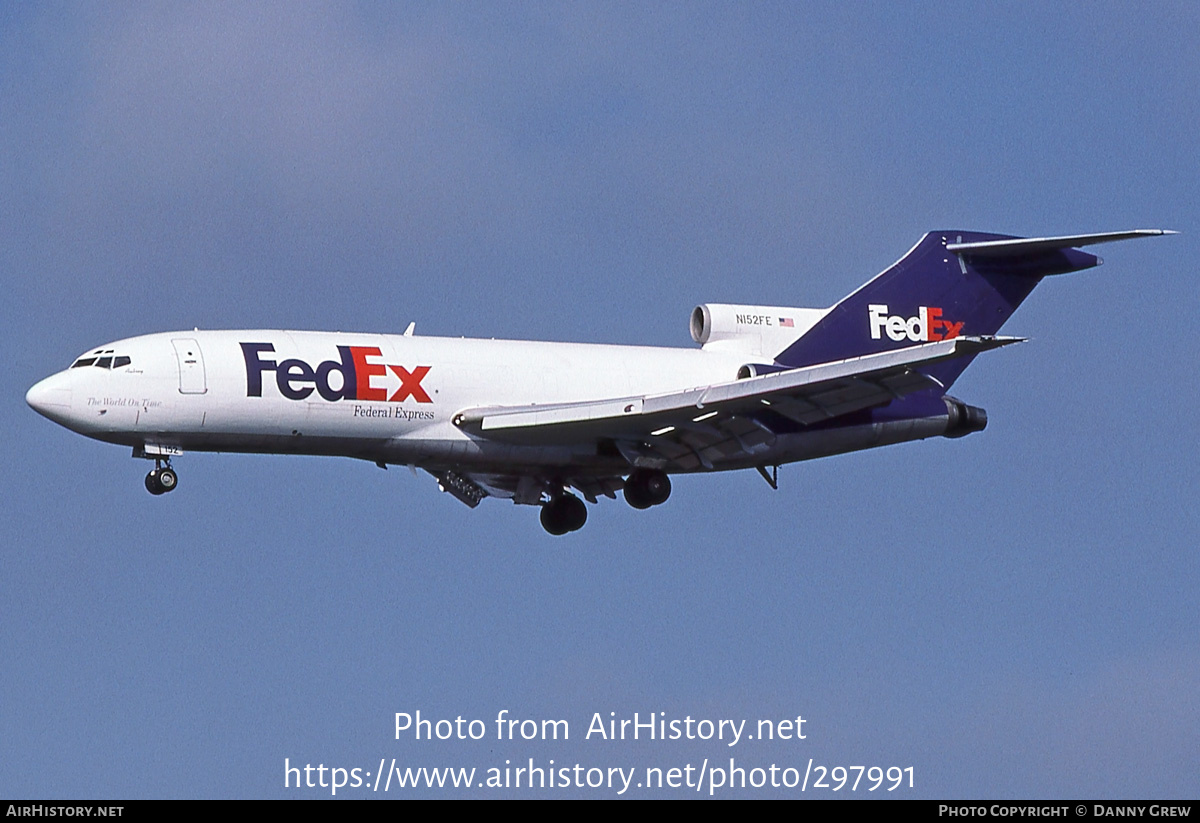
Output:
(779, 317), (794, 327)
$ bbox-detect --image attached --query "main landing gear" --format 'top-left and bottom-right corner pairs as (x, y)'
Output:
(539, 470), (672, 534)
(540, 493), (587, 535)
(623, 469), (671, 509)
(145, 458), (178, 496)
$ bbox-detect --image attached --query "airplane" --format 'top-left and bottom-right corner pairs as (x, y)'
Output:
(26, 228), (1172, 534)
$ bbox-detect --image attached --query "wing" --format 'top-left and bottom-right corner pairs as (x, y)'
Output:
(453, 335), (1021, 472)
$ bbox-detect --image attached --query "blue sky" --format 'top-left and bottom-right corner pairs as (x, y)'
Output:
(2, 2), (1197, 798)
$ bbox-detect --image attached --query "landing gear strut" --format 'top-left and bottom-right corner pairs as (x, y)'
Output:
(540, 493), (587, 535)
(145, 458), (178, 496)
(623, 469), (671, 509)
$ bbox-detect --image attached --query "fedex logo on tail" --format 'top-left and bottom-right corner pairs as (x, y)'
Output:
(240, 343), (432, 403)
(868, 304), (963, 343)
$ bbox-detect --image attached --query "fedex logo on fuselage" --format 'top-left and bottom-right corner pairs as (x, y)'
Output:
(240, 343), (432, 403)
(868, 304), (964, 342)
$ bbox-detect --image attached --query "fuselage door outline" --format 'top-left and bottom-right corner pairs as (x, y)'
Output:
(171, 338), (208, 395)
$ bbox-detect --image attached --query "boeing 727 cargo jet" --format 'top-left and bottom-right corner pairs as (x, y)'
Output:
(26, 229), (1171, 533)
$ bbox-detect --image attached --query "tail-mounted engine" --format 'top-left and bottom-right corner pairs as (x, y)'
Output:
(690, 303), (827, 356)
(943, 397), (988, 438)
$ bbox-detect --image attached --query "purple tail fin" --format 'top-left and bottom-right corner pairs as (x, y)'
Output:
(774, 230), (1102, 388)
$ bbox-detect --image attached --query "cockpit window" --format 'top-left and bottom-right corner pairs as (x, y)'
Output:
(70, 351), (132, 370)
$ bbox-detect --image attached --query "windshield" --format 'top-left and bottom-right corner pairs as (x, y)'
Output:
(71, 349), (132, 370)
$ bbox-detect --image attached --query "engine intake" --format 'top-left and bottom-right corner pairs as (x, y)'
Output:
(690, 303), (827, 355)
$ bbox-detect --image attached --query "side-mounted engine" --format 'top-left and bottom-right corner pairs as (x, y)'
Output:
(943, 396), (988, 438)
(690, 303), (828, 358)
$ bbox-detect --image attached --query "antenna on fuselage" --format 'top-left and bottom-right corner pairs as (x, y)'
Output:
(403, 322), (415, 337)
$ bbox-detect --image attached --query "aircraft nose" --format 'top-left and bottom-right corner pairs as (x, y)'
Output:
(26, 373), (74, 422)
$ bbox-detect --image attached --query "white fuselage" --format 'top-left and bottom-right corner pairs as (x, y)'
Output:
(29, 330), (746, 467)
(26, 229), (1164, 530)
(27, 328), (953, 479)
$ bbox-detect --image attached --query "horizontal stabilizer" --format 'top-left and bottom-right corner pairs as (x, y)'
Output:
(947, 229), (1175, 258)
(774, 227), (1172, 387)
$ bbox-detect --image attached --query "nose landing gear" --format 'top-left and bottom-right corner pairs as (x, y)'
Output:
(145, 458), (178, 496)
